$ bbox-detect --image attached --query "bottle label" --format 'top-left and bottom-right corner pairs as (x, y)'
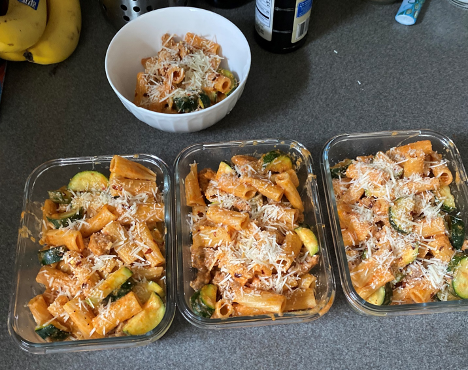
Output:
(255, 0), (275, 41)
(291, 0), (312, 43)
(17, 0), (40, 10)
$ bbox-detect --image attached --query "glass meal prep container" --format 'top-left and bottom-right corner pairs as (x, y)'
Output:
(321, 130), (468, 316)
(8, 154), (176, 354)
(174, 139), (336, 329)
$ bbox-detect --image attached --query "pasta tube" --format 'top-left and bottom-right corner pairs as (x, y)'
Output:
(206, 206), (249, 231)
(44, 229), (85, 252)
(110, 155), (156, 181)
(274, 172), (304, 211)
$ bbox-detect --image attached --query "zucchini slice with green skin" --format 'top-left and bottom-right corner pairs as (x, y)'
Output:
(199, 284), (217, 310)
(48, 186), (73, 204)
(437, 185), (456, 213)
(452, 256), (468, 299)
(35, 323), (70, 341)
(330, 159), (353, 179)
(174, 95), (198, 113)
(448, 215), (465, 250)
(366, 286), (386, 305)
(103, 280), (134, 305)
(38, 246), (68, 265)
(295, 226), (319, 256)
(190, 291), (214, 318)
(68, 171), (108, 192)
(448, 253), (467, 272)
(389, 197), (415, 234)
(205, 90), (217, 103)
(123, 292), (165, 336)
(383, 283), (393, 305)
(400, 244), (418, 267)
(198, 93), (211, 109)
(46, 208), (83, 228)
(217, 161), (236, 176)
(218, 68), (238, 96)
(132, 281), (165, 303)
(262, 151), (293, 173)
(436, 286), (461, 301)
(390, 273), (405, 285)
(86, 266), (133, 307)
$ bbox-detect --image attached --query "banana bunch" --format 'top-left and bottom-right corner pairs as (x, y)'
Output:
(0, 0), (81, 65)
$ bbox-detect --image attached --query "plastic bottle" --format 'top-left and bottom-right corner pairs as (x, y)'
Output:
(254, 0), (313, 53)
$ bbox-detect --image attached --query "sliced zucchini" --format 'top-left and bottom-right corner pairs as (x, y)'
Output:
(204, 90), (218, 103)
(294, 225), (319, 256)
(190, 291), (214, 318)
(390, 272), (405, 285)
(218, 68), (238, 96)
(330, 159), (353, 179)
(452, 256), (468, 299)
(400, 244), (418, 267)
(366, 286), (386, 305)
(68, 171), (108, 192)
(103, 280), (134, 305)
(436, 286), (461, 301)
(199, 284), (217, 310)
(38, 246), (68, 265)
(437, 185), (456, 213)
(174, 95), (198, 113)
(448, 215), (465, 250)
(86, 266), (133, 307)
(132, 281), (165, 303)
(48, 186), (72, 204)
(217, 161), (236, 176)
(262, 150), (293, 173)
(35, 323), (70, 341)
(198, 93), (211, 109)
(389, 197), (415, 234)
(46, 208), (83, 228)
(123, 292), (165, 336)
(448, 253), (467, 272)
(383, 283), (393, 305)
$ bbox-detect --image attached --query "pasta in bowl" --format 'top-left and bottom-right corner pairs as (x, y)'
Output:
(9, 154), (175, 353)
(105, 7), (251, 132)
(175, 139), (335, 329)
(135, 33), (238, 114)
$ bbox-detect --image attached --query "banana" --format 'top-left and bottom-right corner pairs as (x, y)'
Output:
(0, 0), (47, 53)
(24, 0), (81, 65)
(0, 50), (26, 61)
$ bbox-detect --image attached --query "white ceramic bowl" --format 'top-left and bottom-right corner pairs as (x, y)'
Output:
(105, 7), (251, 133)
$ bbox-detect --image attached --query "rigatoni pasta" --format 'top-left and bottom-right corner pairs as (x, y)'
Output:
(134, 33), (238, 114)
(186, 150), (321, 319)
(29, 156), (166, 342)
(331, 140), (467, 305)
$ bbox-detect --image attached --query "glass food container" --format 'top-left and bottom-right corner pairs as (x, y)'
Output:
(321, 130), (468, 316)
(174, 139), (336, 329)
(8, 154), (176, 354)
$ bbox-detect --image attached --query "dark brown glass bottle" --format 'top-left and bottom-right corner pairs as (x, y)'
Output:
(254, 0), (312, 53)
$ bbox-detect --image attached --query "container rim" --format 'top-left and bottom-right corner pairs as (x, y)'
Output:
(321, 129), (468, 316)
(174, 138), (336, 328)
(8, 154), (176, 353)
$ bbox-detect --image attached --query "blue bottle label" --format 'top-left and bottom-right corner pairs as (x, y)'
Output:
(17, 0), (40, 10)
(297, 0), (312, 18)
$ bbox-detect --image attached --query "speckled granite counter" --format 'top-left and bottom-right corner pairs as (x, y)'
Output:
(1, 0), (467, 368)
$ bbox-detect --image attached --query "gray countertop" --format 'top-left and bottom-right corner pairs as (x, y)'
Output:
(1, 0), (468, 368)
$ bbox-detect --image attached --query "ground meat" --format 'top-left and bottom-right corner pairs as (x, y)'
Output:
(88, 232), (113, 256)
